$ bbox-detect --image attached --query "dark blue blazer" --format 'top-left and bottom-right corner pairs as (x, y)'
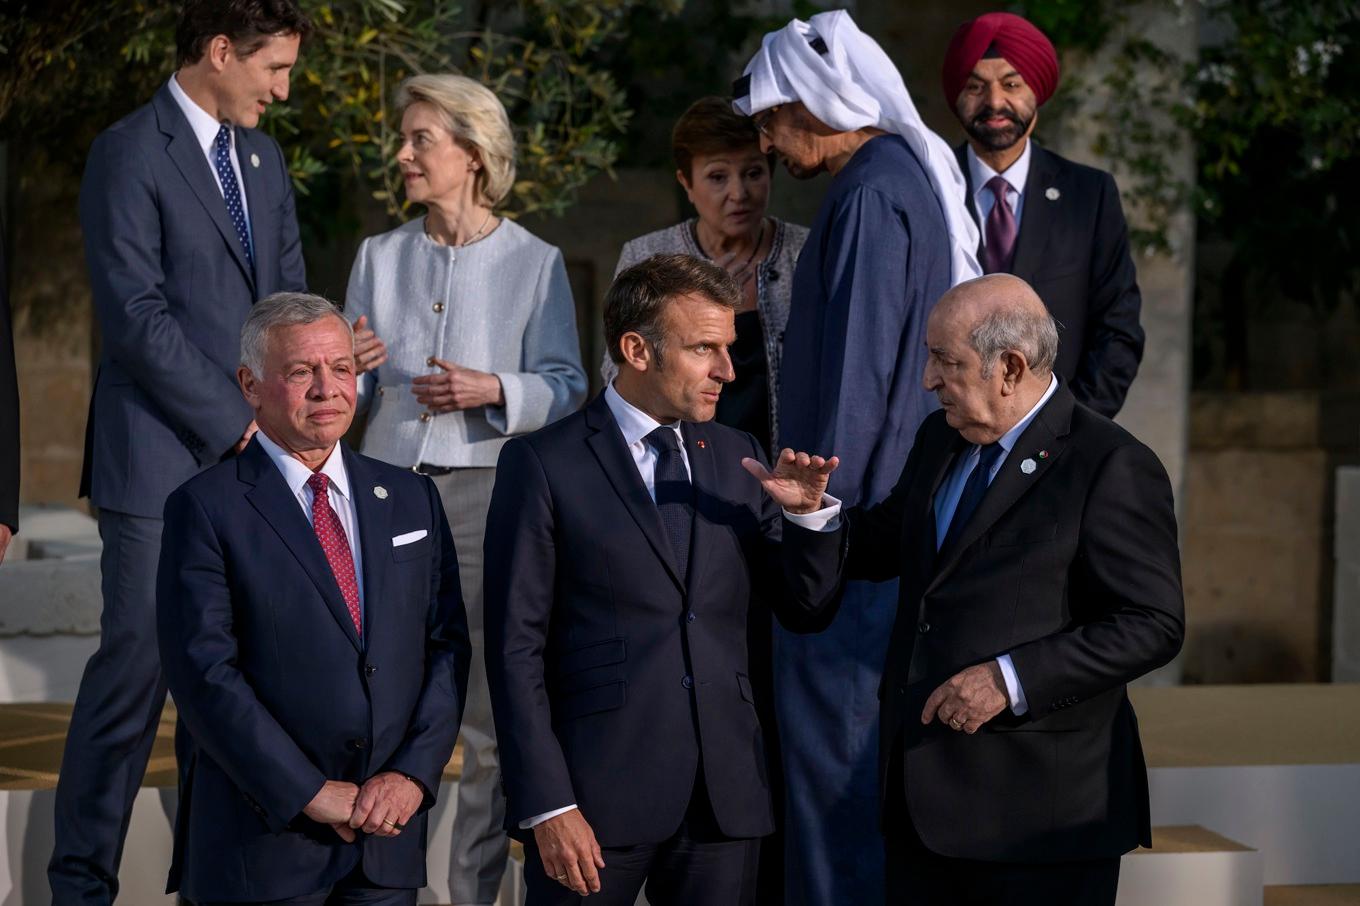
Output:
(157, 438), (470, 902)
(483, 393), (846, 847)
(80, 82), (306, 517)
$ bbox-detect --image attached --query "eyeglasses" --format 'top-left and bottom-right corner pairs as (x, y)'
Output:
(754, 106), (781, 137)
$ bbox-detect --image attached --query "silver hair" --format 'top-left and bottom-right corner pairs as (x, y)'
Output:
(970, 305), (1059, 379)
(239, 292), (353, 377)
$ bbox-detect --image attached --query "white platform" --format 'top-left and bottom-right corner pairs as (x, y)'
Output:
(1117, 826), (1264, 906)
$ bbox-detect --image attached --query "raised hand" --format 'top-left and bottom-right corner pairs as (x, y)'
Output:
(741, 448), (840, 515)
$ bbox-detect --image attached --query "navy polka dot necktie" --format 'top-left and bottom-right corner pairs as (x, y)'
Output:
(213, 124), (253, 270)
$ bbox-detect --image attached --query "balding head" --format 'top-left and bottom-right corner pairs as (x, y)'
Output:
(923, 275), (1059, 443)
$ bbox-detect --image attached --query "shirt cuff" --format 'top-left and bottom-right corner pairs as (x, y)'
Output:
(996, 654), (1028, 716)
(783, 494), (842, 532)
(520, 804), (578, 830)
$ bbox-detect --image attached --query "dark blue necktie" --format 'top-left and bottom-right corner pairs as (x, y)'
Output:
(940, 442), (1004, 553)
(645, 426), (693, 583)
(213, 124), (253, 269)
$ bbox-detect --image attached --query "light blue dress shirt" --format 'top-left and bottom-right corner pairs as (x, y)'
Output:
(968, 139), (1033, 247)
(932, 374), (1058, 715)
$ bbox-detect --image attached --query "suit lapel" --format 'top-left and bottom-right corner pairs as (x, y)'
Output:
(237, 128), (270, 292)
(345, 448), (392, 651)
(926, 385), (1074, 593)
(912, 432), (967, 589)
(239, 439), (363, 652)
(1009, 144), (1060, 281)
(955, 144), (982, 235)
(583, 395), (685, 593)
(153, 85), (256, 292)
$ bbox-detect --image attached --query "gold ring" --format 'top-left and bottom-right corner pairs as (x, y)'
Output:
(556, 873), (568, 881)
(950, 717), (963, 729)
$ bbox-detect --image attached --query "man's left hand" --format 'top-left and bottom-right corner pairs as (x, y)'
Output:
(921, 661), (1008, 734)
(353, 315), (388, 375)
(349, 771), (423, 837)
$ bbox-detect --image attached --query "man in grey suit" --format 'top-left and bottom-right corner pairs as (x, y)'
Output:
(49, 3), (312, 901)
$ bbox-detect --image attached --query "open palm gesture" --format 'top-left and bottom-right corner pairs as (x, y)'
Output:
(742, 449), (840, 515)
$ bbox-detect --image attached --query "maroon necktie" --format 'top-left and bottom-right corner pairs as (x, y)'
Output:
(982, 175), (1017, 274)
(307, 472), (362, 636)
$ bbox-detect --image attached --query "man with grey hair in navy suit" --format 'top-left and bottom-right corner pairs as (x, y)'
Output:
(50, 3), (319, 901)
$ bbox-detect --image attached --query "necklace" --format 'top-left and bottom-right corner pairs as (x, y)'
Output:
(425, 209), (494, 247)
(695, 219), (766, 286)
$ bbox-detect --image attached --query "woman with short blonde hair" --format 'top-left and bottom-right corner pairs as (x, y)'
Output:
(346, 72), (587, 906)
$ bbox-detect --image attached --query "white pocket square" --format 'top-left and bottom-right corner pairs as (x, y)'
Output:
(392, 529), (428, 547)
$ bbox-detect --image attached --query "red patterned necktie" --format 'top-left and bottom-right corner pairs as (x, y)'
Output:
(307, 472), (362, 636)
(983, 174), (1017, 274)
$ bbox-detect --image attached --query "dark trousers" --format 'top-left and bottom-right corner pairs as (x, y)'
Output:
(49, 510), (167, 905)
(523, 773), (759, 906)
(199, 866), (417, 906)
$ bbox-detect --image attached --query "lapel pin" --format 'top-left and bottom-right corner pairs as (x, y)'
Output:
(696, 440), (707, 449)
(1038, 450), (1050, 459)
(1020, 458), (1037, 475)
(250, 152), (261, 168)
(373, 485), (388, 500)
(1045, 186), (1060, 201)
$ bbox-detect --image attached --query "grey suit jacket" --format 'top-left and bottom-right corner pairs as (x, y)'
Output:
(79, 81), (306, 517)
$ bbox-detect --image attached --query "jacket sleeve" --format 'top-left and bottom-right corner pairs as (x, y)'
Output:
(274, 138), (307, 293)
(1069, 173), (1145, 418)
(1006, 441), (1184, 719)
(80, 130), (252, 461)
(156, 486), (327, 833)
(382, 475), (471, 805)
(483, 438), (578, 824)
(487, 249), (588, 436)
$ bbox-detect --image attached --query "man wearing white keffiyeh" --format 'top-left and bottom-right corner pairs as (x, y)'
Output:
(733, 11), (980, 905)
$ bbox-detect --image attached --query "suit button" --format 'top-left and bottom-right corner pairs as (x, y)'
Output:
(917, 621), (930, 634)
(347, 737), (369, 751)
(681, 675), (693, 689)
(686, 611), (696, 623)
(377, 387), (385, 396)
(427, 355), (436, 366)
(433, 302), (445, 313)
(365, 664), (378, 677)
(419, 412), (432, 423)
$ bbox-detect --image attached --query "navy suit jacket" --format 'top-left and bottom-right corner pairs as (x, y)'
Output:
(483, 393), (846, 846)
(80, 82), (306, 517)
(157, 438), (470, 902)
(957, 143), (1145, 418)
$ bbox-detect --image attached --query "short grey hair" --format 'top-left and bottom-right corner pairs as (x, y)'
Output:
(970, 305), (1059, 378)
(240, 292), (353, 377)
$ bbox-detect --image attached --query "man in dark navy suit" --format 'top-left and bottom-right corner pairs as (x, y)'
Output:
(484, 254), (846, 905)
(944, 12), (1145, 418)
(50, 3), (317, 901)
(157, 292), (470, 905)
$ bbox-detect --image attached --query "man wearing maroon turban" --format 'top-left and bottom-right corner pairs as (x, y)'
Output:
(942, 12), (1145, 419)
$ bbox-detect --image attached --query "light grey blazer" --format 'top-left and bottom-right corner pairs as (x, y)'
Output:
(346, 217), (587, 468)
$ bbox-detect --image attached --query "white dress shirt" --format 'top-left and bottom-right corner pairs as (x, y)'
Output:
(933, 374), (1058, 715)
(968, 138), (1032, 247)
(521, 385), (839, 829)
(255, 430), (365, 625)
(167, 73), (251, 229)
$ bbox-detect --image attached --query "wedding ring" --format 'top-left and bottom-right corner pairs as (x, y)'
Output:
(556, 873), (568, 881)
(950, 717), (963, 730)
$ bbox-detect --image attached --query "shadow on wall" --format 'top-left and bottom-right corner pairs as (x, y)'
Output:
(1180, 625), (1309, 685)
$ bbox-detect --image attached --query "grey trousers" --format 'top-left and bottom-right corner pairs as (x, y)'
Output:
(431, 468), (507, 906)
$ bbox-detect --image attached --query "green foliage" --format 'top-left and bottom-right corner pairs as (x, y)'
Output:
(0, 0), (645, 226)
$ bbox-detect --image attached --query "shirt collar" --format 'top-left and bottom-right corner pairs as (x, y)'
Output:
(967, 137), (1033, 197)
(254, 429), (352, 502)
(168, 73), (231, 159)
(996, 373), (1059, 455)
(605, 382), (683, 449)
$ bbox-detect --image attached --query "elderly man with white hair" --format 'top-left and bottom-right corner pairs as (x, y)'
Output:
(732, 10), (981, 903)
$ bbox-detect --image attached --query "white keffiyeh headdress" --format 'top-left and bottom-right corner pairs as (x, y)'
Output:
(734, 10), (981, 286)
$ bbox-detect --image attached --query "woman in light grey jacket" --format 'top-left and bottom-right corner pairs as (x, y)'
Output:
(345, 73), (586, 906)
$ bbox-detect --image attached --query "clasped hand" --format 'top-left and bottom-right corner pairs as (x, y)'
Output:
(412, 357), (504, 413)
(742, 448), (840, 515)
(303, 772), (423, 842)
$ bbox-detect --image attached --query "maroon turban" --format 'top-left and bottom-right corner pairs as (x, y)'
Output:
(942, 13), (1060, 108)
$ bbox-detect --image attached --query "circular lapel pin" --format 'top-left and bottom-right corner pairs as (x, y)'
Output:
(250, 152), (261, 168)
(373, 485), (388, 499)
(1020, 458), (1037, 475)
(697, 440), (707, 449)
(1045, 186), (1060, 201)
(1038, 450), (1050, 459)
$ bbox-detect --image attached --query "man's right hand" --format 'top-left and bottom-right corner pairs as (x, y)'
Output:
(742, 448), (840, 514)
(230, 420), (259, 456)
(303, 780), (360, 842)
(533, 809), (605, 896)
